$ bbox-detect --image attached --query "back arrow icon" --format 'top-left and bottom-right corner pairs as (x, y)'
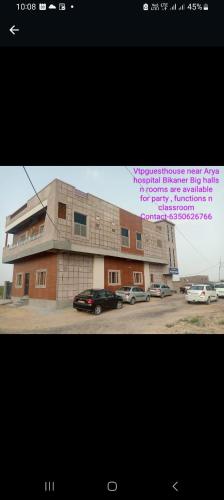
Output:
(172, 481), (179, 492)
(10, 25), (20, 35)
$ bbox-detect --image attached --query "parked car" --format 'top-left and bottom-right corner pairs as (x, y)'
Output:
(115, 286), (150, 305)
(149, 284), (172, 298)
(73, 289), (123, 315)
(184, 284), (193, 291)
(214, 283), (224, 298)
(185, 284), (218, 304)
(180, 284), (193, 294)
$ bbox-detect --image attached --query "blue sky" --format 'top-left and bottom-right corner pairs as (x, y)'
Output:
(0, 165), (224, 284)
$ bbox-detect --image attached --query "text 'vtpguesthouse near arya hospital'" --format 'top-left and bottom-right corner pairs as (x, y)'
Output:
(2, 179), (178, 308)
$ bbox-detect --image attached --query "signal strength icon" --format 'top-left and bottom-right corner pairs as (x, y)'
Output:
(170, 3), (177, 9)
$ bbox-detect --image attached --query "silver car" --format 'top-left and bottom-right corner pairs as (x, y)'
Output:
(115, 286), (150, 305)
(149, 283), (172, 298)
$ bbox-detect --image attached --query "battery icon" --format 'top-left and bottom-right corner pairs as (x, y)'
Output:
(203, 3), (208, 9)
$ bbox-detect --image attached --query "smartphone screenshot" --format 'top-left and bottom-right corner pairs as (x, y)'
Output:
(1, 0), (224, 46)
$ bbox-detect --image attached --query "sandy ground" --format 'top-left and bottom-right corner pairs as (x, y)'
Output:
(0, 294), (224, 334)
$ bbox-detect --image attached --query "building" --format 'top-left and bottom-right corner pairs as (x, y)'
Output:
(180, 275), (209, 284)
(172, 275), (210, 292)
(2, 179), (178, 308)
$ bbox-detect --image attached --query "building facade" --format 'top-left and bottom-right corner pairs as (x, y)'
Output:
(2, 179), (178, 307)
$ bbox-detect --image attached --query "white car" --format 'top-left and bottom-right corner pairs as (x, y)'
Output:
(186, 284), (218, 304)
(214, 283), (224, 298)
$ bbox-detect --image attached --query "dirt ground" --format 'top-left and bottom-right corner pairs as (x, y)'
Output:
(0, 294), (224, 334)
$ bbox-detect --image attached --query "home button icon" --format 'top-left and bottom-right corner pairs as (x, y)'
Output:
(107, 481), (118, 492)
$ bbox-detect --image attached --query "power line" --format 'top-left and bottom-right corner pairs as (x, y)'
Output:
(124, 165), (135, 178)
(180, 262), (219, 279)
(174, 226), (212, 266)
(22, 166), (60, 236)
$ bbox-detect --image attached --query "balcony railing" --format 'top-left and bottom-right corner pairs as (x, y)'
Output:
(6, 231), (44, 250)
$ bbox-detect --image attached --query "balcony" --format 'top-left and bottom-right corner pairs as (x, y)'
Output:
(2, 230), (48, 264)
(7, 231), (44, 250)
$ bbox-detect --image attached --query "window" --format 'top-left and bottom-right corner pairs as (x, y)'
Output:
(58, 202), (66, 219)
(108, 270), (121, 285)
(39, 224), (44, 233)
(121, 227), (129, 247)
(74, 212), (87, 237)
(150, 273), (154, 283)
(133, 272), (143, 285)
(36, 270), (47, 288)
(169, 248), (172, 266)
(173, 249), (176, 267)
(136, 232), (143, 249)
(95, 290), (107, 298)
(16, 273), (23, 288)
(167, 225), (170, 241)
(157, 239), (162, 248)
(171, 227), (174, 243)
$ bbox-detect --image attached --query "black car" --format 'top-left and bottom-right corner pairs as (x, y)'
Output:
(73, 289), (123, 315)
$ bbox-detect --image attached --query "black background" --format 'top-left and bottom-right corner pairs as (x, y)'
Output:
(1, 0), (224, 47)
(1, 5), (224, 494)
(1, 334), (223, 497)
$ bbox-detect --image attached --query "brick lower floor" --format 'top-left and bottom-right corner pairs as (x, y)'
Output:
(11, 252), (174, 307)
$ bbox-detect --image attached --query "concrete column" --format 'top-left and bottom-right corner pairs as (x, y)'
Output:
(93, 256), (104, 288)
(144, 262), (150, 291)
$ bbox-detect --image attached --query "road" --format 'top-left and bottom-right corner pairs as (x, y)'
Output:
(0, 294), (224, 334)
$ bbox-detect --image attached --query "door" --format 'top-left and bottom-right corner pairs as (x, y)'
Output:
(132, 287), (141, 301)
(136, 287), (145, 301)
(24, 273), (30, 296)
(105, 291), (116, 308)
(206, 285), (216, 301)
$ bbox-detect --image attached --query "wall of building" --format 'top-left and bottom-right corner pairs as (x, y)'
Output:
(142, 220), (168, 262)
(4, 180), (178, 273)
(93, 256), (104, 288)
(4, 180), (179, 302)
(11, 253), (57, 300)
(148, 263), (168, 285)
(55, 180), (121, 252)
(104, 256), (145, 291)
(155, 221), (178, 271)
(119, 208), (143, 256)
(56, 253), (93, 303)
